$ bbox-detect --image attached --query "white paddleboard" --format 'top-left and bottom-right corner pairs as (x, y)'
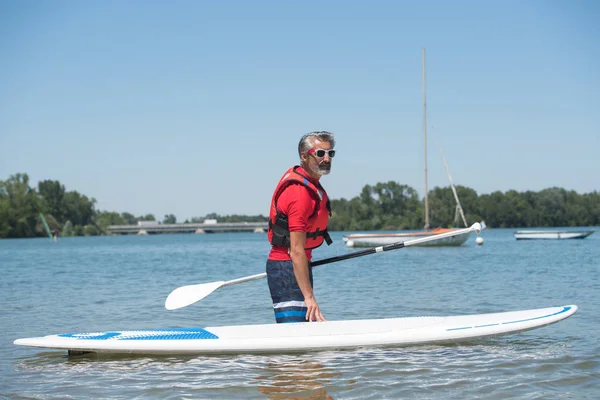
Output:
(14, 305), (577, 355)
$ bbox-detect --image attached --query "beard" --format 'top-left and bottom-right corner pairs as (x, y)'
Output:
(309, 162), (331, 176)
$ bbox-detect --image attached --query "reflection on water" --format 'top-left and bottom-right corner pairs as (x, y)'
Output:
(255, 358), (341, 400)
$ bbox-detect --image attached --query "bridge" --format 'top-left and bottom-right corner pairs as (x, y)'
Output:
(107, 222), (268, 235)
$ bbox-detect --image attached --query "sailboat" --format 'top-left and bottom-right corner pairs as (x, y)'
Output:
(343, 49), (472, 248)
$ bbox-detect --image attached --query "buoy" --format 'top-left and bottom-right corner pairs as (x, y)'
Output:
(475, 236), (484, 245)
(346, 240), (355, 248)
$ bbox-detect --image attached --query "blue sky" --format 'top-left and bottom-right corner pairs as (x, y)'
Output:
(1, 1), (598, 221)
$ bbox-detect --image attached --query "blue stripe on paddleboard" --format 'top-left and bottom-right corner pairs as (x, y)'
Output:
(447, 306), (572, 331)
(59, 328), (219, 340)
(120, 331), (218, 340)
(473, 323), (499, 328)
(59, 332), (121, 340)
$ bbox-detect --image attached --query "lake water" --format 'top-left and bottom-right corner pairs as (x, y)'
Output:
(1, 228), (598, 399)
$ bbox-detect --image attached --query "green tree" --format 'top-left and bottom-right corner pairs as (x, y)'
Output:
(537, 187), (568, 226)
(121, 212), (137, 225)
(163, 214), (177, 224)
(0, 194), (9, 237)
(62, 191), (96, 229)
(455, 186), (482, 226)
(62, 220), (74, 236)
(582, 192), (600, 226)
(95, 211), (126, 233)
(38, 180), (66, 222)
(84, 224), (100, 236)
(428, 187), (457, 228)
(0, 173), (42, 238)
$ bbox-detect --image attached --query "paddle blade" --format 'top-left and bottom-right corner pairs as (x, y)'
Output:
(165, 281), (225, 310)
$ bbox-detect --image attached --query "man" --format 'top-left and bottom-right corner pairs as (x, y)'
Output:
(266, 131), (335, 323)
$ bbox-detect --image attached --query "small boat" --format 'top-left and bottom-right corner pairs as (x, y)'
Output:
(344, 228), (471, 248)
(514, 230), (595, 240)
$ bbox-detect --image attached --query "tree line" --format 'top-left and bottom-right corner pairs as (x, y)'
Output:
(1, 173), (598, 239)
(0, 173), (270, 239)
(328, 181), (600, 231)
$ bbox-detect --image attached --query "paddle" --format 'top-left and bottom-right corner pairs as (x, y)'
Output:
(165, 221), (485, 310)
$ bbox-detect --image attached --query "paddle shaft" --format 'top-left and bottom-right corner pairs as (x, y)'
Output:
(223, 223), (479, 286)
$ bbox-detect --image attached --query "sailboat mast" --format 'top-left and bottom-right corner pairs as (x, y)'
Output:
(422, 48), (430, 231)
(441, 150), (468, 227)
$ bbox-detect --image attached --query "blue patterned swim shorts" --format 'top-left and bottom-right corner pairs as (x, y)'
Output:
(266, 259), (314, 323)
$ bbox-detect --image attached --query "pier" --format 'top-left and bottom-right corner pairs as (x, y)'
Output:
(107, 222), (268, 235)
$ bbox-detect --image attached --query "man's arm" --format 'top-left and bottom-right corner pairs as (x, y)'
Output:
(289, 231), (326, 322)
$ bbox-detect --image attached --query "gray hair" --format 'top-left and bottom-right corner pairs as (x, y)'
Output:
(297, 131), (335, 159)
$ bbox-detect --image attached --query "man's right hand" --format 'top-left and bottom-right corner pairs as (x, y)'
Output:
(304, 296), (327, 322)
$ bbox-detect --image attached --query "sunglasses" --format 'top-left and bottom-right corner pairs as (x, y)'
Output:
(307, 149), (336, 158)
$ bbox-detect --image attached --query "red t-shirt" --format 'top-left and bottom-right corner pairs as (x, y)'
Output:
(268, 183), (318, 261)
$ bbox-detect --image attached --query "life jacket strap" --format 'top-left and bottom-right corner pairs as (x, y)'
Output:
(306, 227), (333, 246)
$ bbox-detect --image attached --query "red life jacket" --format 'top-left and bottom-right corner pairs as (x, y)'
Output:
(268, 166), (332, 250)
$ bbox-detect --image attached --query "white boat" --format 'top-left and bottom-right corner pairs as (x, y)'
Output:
(344, 49), (471, 248)
(343, 228), (470, 248)
(514, 230), (594, 240)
